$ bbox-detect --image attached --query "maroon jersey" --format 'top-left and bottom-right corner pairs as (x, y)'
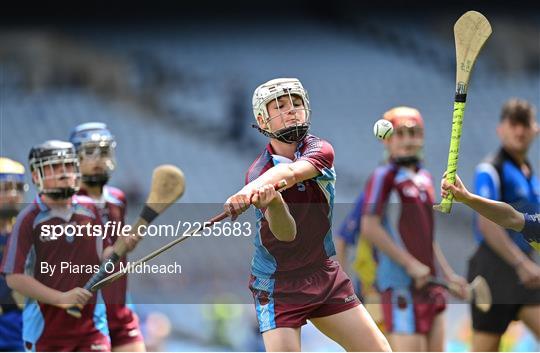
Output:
(246, 134), (337, 278)
(78, 185), (128, 305)
(78, 186), (143, 346)
(362, 162), (436, 291)
(0, 195), (109, 347)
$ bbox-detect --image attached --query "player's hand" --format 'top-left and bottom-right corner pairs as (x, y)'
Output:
(123, 234), (141, 252)
(515, 259), (540, 288)
(446, 273), (469, 300)
(102, 245), (115, 261)
(251, 184), (283, 209)
(224, 191), (252, 221)
(405, 258), (431, 289)
(440, 173), (470, 203)
(56, 287), (92, 309)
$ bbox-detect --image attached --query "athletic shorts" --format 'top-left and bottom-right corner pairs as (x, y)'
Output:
(249, 259), (360, 333)
(27, 334), (110, 352)
(106, 305), (144, 348)
(467, 243), (540, 334)
(381, 285), (446, 334)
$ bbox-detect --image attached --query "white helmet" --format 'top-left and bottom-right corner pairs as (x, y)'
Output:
(252, 78), (311, 143)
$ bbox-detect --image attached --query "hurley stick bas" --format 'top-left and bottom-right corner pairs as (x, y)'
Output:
(66, 164), (185, 318)
(429, 275), (492, 312)
(434, 11), (492, 213)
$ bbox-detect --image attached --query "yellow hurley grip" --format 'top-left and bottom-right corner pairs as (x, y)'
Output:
(434, 101), (466, 213)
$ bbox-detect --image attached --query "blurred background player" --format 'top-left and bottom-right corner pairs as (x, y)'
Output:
(0, 141), (110, 352)
(0, 157), (27, 352)
(361, 106), (468, 351)
(70, 122), (145, 352)
(467, 98), (540, 351)
(224, 78), (390, 352)
(335, 192), (385, 329)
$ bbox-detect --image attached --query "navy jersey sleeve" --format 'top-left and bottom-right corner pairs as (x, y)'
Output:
(522, 213), (540, 250)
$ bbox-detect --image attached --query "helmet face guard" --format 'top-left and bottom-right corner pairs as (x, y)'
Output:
(78, 140), (116, 187)
(70, 122), (116, 188)
(29, 141), (81, 200)
(252, 78), (311, 144)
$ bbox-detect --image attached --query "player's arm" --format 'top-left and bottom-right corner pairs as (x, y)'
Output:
(433, 242), (468, 299)
(6, 274), (91, 309)
(226, 139), (334, 218)
(96, 204), (117, 259)
(441, 174), (524, 231)
(1, 211), (92, 309)
(246, 160), (319, 195)
(361, 169), (431, 288)
(361, 215), (430, 287)
(225, 161), (319, 219)
(251, 184), (296, 242)
(466, 196), (524, 231)
(102, 245), (115, 261)
(444, 173), (540, 287)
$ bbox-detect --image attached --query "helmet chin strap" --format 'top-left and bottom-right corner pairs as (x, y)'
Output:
(82, 174), (109, 188)
(391, 142), (424, 167)
(42, 188), (78, 200)
(252, 124), (310, 144)
(393, 155), (421, 167)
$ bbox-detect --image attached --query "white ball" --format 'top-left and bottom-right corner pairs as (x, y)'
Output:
(373, 119), (393, 140)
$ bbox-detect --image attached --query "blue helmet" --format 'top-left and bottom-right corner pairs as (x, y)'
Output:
(70, 122), (115, 150)
(69, 122), (116, 187)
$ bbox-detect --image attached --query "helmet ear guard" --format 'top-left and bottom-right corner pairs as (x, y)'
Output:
(252, 78), (311, 144)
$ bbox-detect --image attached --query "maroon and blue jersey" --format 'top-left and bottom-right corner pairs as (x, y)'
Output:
(362, 162), (436, 291)
(79, 186), (129, 306)
(0, 195), (109, 349)
(246, 134), (336, 278)
(79, 185), (143, 345)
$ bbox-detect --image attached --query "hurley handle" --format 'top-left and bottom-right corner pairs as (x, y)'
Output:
(434, 98), (466, 213)
(65, 252), (121, 318)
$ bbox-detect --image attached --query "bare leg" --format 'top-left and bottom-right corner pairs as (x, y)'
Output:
(261, 327), (301, 352)
(310, 305), (391, 352)
(388, 334), (426, 352)
(518, 305), (540, 339)
(112, 342), (146, 352)
(426, 312), (445, 352)
(472, 331), (501, 352)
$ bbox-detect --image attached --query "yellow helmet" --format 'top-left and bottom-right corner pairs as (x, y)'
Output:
(0, 157), (24, 175)
(0, 157), (27, 217)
